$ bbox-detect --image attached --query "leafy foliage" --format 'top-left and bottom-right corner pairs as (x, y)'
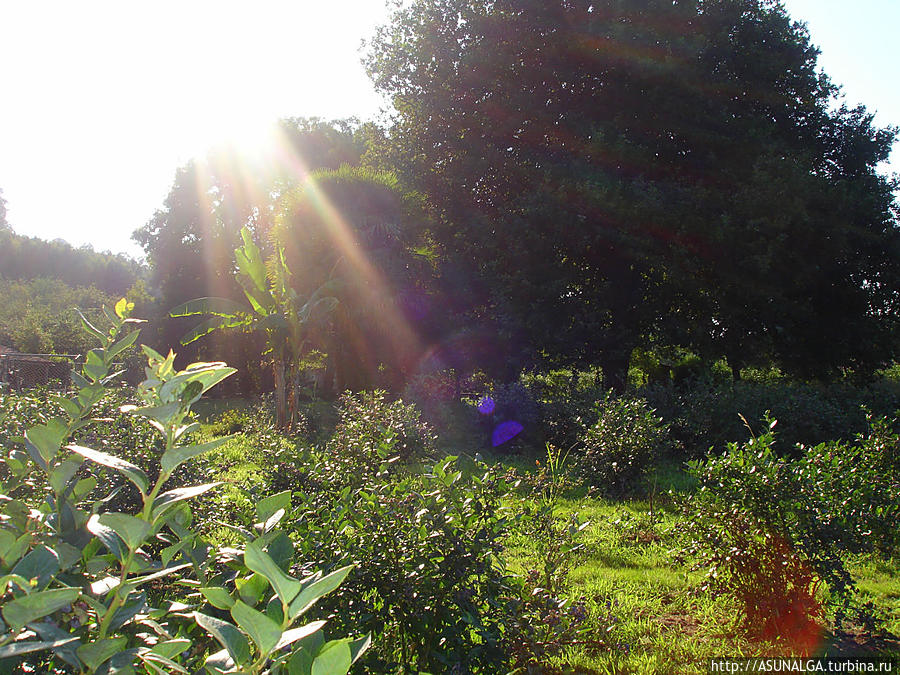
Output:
(326, 390), (437, 466)
(686, 414), (900, 644)
(367, 0), (900, 385)
(577, 395), (669, 497)
(277, 443), (518, 672)
(0, 301), (367, 674)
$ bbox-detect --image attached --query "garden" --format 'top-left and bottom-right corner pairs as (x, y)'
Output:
(0, 300), (897, 673)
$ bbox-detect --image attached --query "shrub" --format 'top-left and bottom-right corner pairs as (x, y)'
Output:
(326, 390), (437, 466)
(643, 377), (900, 456)
(686, 414), (900, 644)
(577, 395), (669, 497)
(285, 448), (519, 672)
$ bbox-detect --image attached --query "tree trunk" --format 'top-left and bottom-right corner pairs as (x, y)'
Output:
(599, 348), (632, 395)
(273, 360), (287, 430)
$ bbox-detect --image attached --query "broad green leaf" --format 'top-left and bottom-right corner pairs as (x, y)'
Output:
(231, 599), (282, 656)
(200, 586), (235, 610)
(107, 328), (140, 358)
(256, 490), (292, 522)
(194, 611), (252, 666)
(244, 541), (303, 606)
(0, 531), (30, 567)
(25, 418), (68, 466)
(170, 296), (248, 318)
(69, 445), (148, 495)
(49, 456), (82, 495)
(148, 638), (191, 660)
(77, 637), (127, 671)
(181, 315), (249, 346)
(289, 565), (354, 620)
(109, 591), (147, 631)
(2, 586), (80, 631)
(274, 621), (326, 651)
(236, 573), (269, 607)
(236, 227), (268, 292)
(99, 513), (150, 551)
(139, 651), (189, 674)
(161, 437), (231, 475)
(114, 297), (132, 318)
(311, 639), (352, 675)
(287, 648), (314, 675)
(125, 402), (181, 428)
(86, 514), (126, 561)
(76, 309), (106, 340)
(11, 546), (58, 590)
(151, 483), (222, 522)
(0, 637), (79, 660)
(83, 349), (108, 381)
(73, 476), (97, 500)
(346, 634), (371, 667)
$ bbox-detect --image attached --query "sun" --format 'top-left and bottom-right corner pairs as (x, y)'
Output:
(174, 110), (282, 166)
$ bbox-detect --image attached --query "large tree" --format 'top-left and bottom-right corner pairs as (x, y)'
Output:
(367, 0), (899, 386)
(133, 118), (372, 387)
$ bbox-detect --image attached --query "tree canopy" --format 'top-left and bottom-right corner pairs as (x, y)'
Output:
(367, 0), (900, 386)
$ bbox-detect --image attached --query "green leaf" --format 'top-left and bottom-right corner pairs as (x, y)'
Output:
(287, 648), (314, 675)
(244, 541), (303, 606)
(11, 546), (58, 590)
(148, 638), (191, 660)
(49, 456), (83, 495)
(236, 573), (269, 607)
(274, 621), (326, 651)
(200, 586), (235, 610)
(194, 611), (252, 666)
(77, 637), (127, 671)
(0, 637), (79, 660)
(256, 490), (292, 522)
(170, 296), (248, 318)
(83, 349), (108, 381)
(231, 599), (282, 657)
(25, 418), (68, 467)
(107, 329), (140, 359)
(2, 586), (81, 632)
(161, 437), (232, 475)
(151, 483), (223, 522)
(289, 565), (354, 620)
(98, 513), (151, 551)
(236, 227), (268, 293)
(114, 297), (133, 319)
(181, 315), (250, 346)
(69, 444), (149, 495)
(86, 514), (126, 561)
(76, 309), (106, 340)
(311, 639), (352, 675)
(109, 591), (147, 631)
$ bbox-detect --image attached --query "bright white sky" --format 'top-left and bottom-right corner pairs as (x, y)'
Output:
(0, 0), (897, 259)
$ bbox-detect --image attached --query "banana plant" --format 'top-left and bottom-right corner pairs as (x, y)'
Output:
(171, 227), (337, 430)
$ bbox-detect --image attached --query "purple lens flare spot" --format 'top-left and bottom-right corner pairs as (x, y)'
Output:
(476, 396), (495, 415)
(492, 420), (524, 447)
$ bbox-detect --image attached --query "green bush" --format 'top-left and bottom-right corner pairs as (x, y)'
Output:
(326, 390), (437, 466)
(282, 446), (519, 673)
(643, 377), (900, 456)
(686, 414), (899, 644)
(577, 395), (669, 497)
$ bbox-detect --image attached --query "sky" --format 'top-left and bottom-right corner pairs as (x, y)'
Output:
(0, 0), (898, 259)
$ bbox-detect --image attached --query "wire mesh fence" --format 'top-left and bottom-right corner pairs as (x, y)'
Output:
(0, 354), (79, 392)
